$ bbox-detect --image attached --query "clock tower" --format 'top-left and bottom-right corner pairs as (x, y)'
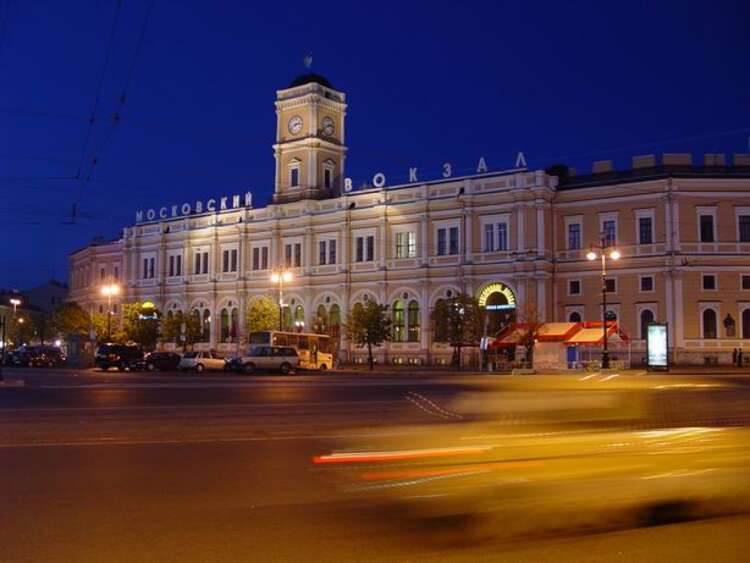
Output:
(273, 73), (348, 203)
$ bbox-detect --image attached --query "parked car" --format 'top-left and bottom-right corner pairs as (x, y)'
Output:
(8, 345), (66, 367)
(144, 351), (182, 371)
(235, 345), (300, 374)
(95, 344), (143, 371)
(178, 350), (226, 372)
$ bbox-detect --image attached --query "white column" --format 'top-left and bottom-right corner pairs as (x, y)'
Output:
(378, 218), (387, 269)
(536, 277), (547, 322)
(516, 204), (525, 252)
(464, 209), (473, 263)
(536, 204), (545, 253)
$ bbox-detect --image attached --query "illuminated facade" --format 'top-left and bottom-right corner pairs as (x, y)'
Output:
(69, 74), (750, 365)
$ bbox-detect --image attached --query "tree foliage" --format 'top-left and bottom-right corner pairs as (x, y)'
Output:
(121, 302), (161, 350)
(161, 310), (202, 350)
(50, 302), (90, 337)
(246, 295), (280, 333)
(431, 293), (485, 369)
(346, 300), (392, 370)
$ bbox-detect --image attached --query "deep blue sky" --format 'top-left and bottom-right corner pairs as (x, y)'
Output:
(1, 0), (748, 288)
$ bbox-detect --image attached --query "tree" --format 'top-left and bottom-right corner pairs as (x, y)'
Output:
(161, 311), (202, 350)
(7, 314), (35, 346)
(246, 295), (280, 333)
(50, 302), (90, 337)
(516, 302), (542, 367)
(121, 302), (161, 350)
(346, 300), (392, 370)
(431, 293), (485, 370)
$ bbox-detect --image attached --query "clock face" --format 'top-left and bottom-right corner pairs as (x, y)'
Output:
(288, 115), (303, 135)
(321, 116), (335, 136)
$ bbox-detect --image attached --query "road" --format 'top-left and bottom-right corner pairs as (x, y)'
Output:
(1, 367), (749, 562)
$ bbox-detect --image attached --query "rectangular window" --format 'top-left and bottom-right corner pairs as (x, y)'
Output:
(329, 239), (336, 264)
(484, 224), (494, 252)
(356, 237), (364, 262)
(640, 276), (654, 292)
(290, 167), (299, 187)
(114, 266), (119, 280)
(143, 258), (148, 279)
(100, 268), (106, 280)
(252, 247), (260, 270)
(702, 274), (716, 290)
(261, 247), (268, 270)
(150, 258), (155, 279)
(638, 217), (653, 244)
(324, 168), (332, 189)
(700, 215), (714, 242)
(567, 223), (581, 250)
(739, 215), (750, 242)
(169, 256), (175, 277)
(176, 255), (182, 276)
(449, 226), (459, 255)
(604, 278), (616, 293)
(743, 275), (750, 290)
(294, 243), (301, 267)
(319, 241), (327, 265)
(202, 252), (208, 274)
(497, 223), (508, 251)
(222, 250), (229, 273)
(194, 252), (201, 274)
(230, 249), (238, 272)
(569, 279), (581, 295)
(437, 228), (446, 256)
(395, 232), (416, 259)
(285, 244), (292, 267)
(603, 219), (616, 246)
(366, 235), (375, 261)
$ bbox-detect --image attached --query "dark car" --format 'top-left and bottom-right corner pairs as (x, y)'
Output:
(8, 345), (66, 367)
(144, 351), (181, 371)
(95, 344), (143, 371)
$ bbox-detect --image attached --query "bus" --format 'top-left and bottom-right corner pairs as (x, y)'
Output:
(248, 331), (334, 370)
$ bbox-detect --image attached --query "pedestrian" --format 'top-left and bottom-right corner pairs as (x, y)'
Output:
(732, 348), (738, 366)
(738, 348), (744, 368)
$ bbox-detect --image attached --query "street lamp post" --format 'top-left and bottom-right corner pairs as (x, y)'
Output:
(100, 284), (121, 342)
(270, 270), (292, 331)
(587, 235), (621, 370)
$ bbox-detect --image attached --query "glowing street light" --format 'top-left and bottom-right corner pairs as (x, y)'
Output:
(586, 236), (622, 369)
(100, 283), (121, 341)
(271, 270), (293, 331)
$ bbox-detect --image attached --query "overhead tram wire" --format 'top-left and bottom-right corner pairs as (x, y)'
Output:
(89, 0), (155, 162)
(70, 0), (124, 222)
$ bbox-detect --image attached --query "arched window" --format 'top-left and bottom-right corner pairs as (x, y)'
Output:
(329, 304), (341, 338)
(167, 310), (174, 321)
(202, 309), (211, 341)
(294, 305), (305, 331)
(569, 311), (582, 323)
(316, 304), (328, 333)
(282, 307), (292, 332)
(640, 309), (655, 340)
(407, 300), (420, 342)
(743, 309), (750, 340)
(392, 300), (405, 342)
(230, 308), (239, 342)
(605, 310), (618, 322)
(220, 308), (230, 342)
(703, 308), (717, 339)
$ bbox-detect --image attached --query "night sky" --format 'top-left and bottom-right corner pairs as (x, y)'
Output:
(0, 0), (748, 289)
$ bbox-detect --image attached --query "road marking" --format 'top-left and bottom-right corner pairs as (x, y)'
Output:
(0, 428), (435, 449)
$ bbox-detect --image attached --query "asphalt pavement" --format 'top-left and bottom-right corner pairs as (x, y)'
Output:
(1, 367), (749, 562)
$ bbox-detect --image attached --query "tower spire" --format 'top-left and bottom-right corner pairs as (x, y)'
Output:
(303, 53), (313, 71)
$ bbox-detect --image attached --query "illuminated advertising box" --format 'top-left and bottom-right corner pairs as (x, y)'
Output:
(646, 323), (669, 370)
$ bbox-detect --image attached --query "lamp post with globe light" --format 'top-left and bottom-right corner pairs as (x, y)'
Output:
(587, 235), (621, 369)
(100, 284), (120, 341)
(270, 270), (293, 331)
